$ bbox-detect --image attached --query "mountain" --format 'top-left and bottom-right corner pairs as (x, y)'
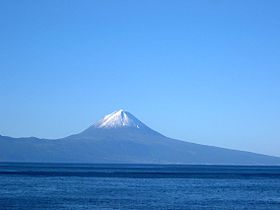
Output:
(0, 109), (279, 165)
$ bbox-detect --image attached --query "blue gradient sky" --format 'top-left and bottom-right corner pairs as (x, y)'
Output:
(0, 0), (280, 156)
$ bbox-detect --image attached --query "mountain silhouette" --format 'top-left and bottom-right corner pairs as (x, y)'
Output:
(0, 109), (279, 165)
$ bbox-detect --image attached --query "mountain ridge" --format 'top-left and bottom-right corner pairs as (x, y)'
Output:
(0, 110), (279, 165)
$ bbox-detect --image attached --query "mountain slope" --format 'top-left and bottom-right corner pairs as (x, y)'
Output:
(0, 110), (279, 165)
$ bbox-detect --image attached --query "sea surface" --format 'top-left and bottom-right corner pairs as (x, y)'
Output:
(0, 163), (280, 210)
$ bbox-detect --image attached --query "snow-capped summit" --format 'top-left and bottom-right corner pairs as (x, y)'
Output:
(93, 109), (148, 129)
(1, 109), (280, 165)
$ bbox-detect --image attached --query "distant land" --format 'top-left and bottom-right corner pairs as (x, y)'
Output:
(0, 110), (279, 165)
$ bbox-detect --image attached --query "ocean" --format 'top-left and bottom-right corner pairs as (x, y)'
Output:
(0, 163), (280, 209)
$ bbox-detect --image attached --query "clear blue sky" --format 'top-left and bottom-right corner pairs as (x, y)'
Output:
(0, 0), (280, 156)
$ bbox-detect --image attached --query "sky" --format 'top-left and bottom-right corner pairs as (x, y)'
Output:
(0, 0), (280, 156)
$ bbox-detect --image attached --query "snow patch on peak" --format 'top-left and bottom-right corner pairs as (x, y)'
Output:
(93, 109), (147, 129)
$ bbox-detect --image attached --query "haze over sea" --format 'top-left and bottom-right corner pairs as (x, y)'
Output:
(1, 163), (280, 210)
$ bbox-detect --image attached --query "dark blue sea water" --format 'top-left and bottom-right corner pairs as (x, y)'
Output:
(0, 163), (280, 209)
